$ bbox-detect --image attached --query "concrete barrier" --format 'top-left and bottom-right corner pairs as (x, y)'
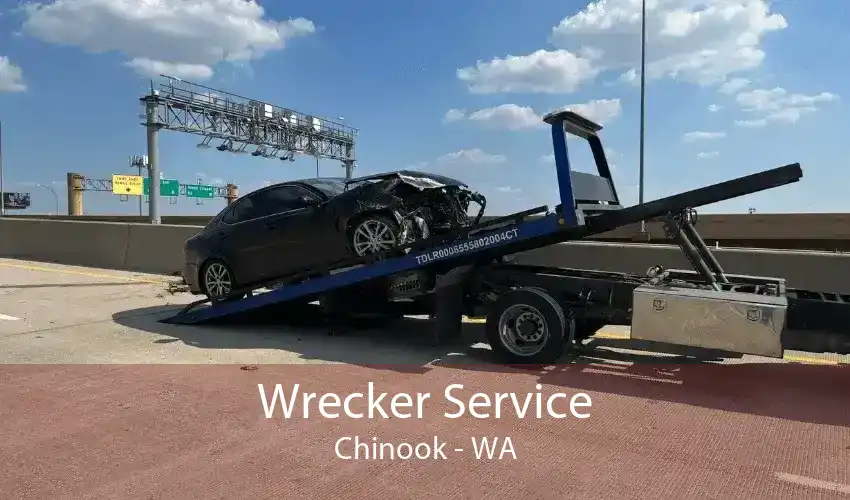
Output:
(0, 218), (133, 270)
(0, 218), (201, 275)
(124, 223), (202, 274)
(8, 212), (850, 250)
(515, 242), (850, 294)
(2, 218), (849, 293)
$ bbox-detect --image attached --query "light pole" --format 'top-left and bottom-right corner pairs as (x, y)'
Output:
(638, 0), (647, 234)
(35, 183), (59, 215)
(0, 120), (5, 217)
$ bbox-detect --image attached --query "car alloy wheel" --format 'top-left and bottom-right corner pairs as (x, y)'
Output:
(203, 261), (233, 299)
(352, 217), (399, 256)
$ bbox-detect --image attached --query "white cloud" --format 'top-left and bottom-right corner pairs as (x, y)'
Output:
(541, 154), (555, 163)
(457, 0), (787, 94)
(21, 0), (316, 80)
(719, 78), (750, 94)
(735, 119), (767, 128)
(457, 49), (600, 94)
(466, 104), (543, 131)
(443, 108), (466, 123)
(736, 88), (838, 113)
(734, 87), (839, 127)
(495, 186), (521, 194)
(617, 68), (639, 85)
(735, 107), (818, 128)
(697, 151), (719, 159)
(436, 149), (507, 165)
(124, 59), (213, 80)
(447, 98), (621, 131)
(708, 104), (721, 112)
(0, 55), (26, 92)
(564, 98), (622, 125)
(683, 131), (726, 142)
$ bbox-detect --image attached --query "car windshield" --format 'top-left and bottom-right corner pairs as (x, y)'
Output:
(300, 178), (348, 197)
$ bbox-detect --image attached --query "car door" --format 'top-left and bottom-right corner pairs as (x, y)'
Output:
(251, 185), (329, 277)
(214, 192), (273, 286)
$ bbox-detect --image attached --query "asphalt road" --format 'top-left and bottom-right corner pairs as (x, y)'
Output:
(1, 257), (848, 499)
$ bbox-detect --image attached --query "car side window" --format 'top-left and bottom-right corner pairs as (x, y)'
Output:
(221, 186), (317, 224)
(221, 196), (257, 224)
(252, 186), (317, 217)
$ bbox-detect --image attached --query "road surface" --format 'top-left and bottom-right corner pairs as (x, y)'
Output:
(1, 257), (848, 499)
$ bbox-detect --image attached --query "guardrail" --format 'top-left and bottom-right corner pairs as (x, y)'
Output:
(6, 213), (850, 251)
(2, 217), (849, 294)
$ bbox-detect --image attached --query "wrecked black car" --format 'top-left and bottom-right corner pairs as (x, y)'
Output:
(182, 170), (486, 300)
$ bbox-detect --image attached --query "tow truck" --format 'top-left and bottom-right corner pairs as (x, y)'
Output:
(164, 107), (850, 364)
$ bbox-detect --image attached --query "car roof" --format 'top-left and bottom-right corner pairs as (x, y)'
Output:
(345, 170), (468, 187)
(260, 170), (468, 192)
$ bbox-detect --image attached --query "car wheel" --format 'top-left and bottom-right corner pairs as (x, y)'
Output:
(200, 259), (240, 301)
(350, 215), (403, 257)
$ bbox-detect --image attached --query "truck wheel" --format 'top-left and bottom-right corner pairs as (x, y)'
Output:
(486, 287), (569, 364)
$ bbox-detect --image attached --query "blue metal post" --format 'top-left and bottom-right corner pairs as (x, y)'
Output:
(550, 120), (578, 227)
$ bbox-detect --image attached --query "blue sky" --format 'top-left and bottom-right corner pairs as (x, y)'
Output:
(0, 0), (846, 216)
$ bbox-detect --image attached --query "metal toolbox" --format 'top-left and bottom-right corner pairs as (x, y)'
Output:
(630, 282), (787, 358)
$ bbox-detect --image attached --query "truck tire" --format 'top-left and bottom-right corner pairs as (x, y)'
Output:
(485, 287), (571, 364)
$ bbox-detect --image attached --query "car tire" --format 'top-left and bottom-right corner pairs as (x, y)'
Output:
(200, 259), (244, 302)
(349, 214), (405, 257)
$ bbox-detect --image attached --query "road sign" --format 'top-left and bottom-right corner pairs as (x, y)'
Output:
(143, 178), (180, 197)
(112, 175), (144, 196)
(186, 184), (216, 199)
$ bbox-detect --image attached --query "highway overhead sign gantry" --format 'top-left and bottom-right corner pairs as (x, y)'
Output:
(112, 175), (144, 196)
(143, 178), (180, 197)
(186, 184), (216, 199)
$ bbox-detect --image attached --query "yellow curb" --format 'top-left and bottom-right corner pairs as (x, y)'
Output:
(0, 262), (172, 285)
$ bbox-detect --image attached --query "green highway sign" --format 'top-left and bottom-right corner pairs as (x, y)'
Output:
(186, 184), (216, 199)
(143, 178), (180, 197)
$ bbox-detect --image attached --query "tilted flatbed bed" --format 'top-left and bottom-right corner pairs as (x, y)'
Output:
(163, 107), (850, 364)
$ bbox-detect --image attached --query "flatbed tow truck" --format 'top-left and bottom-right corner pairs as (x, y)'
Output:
(164, 108), (850, 364)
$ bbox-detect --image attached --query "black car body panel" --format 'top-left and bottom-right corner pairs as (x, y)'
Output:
(183, 170), (486, 295)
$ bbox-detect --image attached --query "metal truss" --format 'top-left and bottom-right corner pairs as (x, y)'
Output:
(77, 177), (230, 198)
(140, 76), (358, 163)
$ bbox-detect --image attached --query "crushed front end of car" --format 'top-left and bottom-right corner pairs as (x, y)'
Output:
(340, 170), (487, 256)
(383, 172), (487, 235)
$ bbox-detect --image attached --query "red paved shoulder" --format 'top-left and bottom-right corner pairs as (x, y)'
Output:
(1, 363), (848, 500)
